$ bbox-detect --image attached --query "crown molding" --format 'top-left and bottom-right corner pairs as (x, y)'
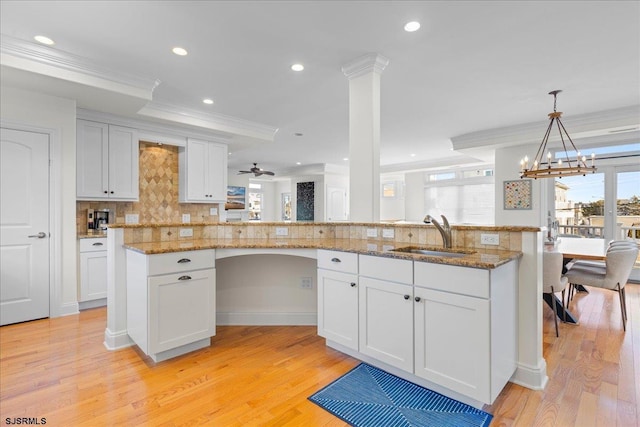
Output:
(77, 108), (231, 145)
(0, 34), (160, 100)
(342, 53), (390, 79)
(137, 101), (278, 142)
(380, 155), (486, 174)
(451, 105), (640, 151)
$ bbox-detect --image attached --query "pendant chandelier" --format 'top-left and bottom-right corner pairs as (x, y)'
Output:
(520, 90), (596, 179)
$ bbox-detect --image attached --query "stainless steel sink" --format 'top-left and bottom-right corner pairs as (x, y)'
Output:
(391, 246), (474, 258)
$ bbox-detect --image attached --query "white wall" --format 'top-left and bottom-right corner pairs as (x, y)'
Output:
(404, 171), (426, 222)
(494, 144), (546, 227)
(216, 254), (317, 324)
(0, 86), (78, 317)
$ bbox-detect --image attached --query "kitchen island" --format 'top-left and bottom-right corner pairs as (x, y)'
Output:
(105, 221), (545, 408)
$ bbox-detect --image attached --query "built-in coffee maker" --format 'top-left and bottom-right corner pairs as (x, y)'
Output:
(87, 209), (110, 233)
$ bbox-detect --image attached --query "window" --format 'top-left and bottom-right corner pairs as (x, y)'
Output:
(424, 166), (495, 225)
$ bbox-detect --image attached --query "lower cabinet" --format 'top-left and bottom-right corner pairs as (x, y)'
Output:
(317, 268), (359, 350)
(359, 277), (414, 372)
(78, 237), (107, 307)
(126, 249), (216, 362)
(414, 287), (490, 402)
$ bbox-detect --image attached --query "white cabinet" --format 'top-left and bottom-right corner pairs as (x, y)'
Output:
(317, 250), (358, 350)
(76, 119), (139, 200)
(78, 237), (107, 306)
(179, 138), (227, 203)
(414, 261), (517, 404)
(126, 249), (216, 362)
(358, 255), (414, 372)
(359, 277), (414, 372)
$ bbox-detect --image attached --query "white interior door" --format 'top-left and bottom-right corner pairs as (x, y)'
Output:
(327, 186), (347, 221)
(1, 127), (50, 325)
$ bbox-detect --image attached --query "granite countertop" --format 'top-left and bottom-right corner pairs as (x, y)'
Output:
(123, 238), (522, 269)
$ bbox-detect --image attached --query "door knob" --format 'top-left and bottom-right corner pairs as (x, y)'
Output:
(28, 232), (47, 238)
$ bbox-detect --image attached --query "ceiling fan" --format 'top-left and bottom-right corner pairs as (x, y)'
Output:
(238, 163), (275, 177)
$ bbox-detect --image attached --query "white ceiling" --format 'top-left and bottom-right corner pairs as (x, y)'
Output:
(1, 1), (639, 175)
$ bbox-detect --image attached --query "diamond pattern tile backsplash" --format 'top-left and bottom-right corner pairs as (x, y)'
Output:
(76, 142), (219, 233)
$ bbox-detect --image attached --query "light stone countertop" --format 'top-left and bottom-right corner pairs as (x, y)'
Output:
(123, 238), (522, 269)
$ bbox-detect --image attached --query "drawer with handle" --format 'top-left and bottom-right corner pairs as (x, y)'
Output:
(317, 249), (358, 274)
(79, 237), (107, 252)
(147, 249), (215, 276)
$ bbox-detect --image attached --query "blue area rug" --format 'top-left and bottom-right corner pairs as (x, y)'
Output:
(309, 363), (493, 427)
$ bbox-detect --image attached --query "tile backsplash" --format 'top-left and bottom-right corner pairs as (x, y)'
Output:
(76, 142), (219, 234)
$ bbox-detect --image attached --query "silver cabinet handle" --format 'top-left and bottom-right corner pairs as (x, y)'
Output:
(92, 242), (104, 246)
(177, 258), (191, 263)
(178, 275), (192, 281)
(331, 257), (341, 263)
(28, 232), (47, 239)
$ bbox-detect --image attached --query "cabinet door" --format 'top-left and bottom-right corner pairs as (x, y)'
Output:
(185, 139), (209, 201)
(108, 125), (139, 200)
(148, 268), (216, 354)
(79, 251), (107, 301)
(77, 120), (109, 199)
(359, 277), (413, 372)
(317, 269), (358, 350)
(414, 287), (490, 403)
(207, 142), (227, 202)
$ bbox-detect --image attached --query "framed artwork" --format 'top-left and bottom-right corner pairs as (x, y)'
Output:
(503, 180), (532, 210)
(296, 182), (315, 221)
(225, 186), (246, 210)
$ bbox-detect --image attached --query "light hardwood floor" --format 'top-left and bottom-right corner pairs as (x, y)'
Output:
(1, 284), (638, 426)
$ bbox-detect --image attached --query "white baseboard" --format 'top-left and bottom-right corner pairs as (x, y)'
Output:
(79, 298), (107, 310)
(104, 327), (133, 350)
(56, 301), (79, 317)
(216, 311), (317, 326)
(510, 360), (549, 390)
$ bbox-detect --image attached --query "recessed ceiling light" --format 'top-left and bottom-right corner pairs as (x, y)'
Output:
(34, 35), (54, 45)
(294, 132), (303, 136)
(296, 162), (302, 165)
(203, 98), (214, 105)
(228, 152), (232, 155)
(172, 47), (188, 56)
(404, 21), (421, 32)
(343, 157), (349, 161)
(291, 64), (304, 71)
(410, 153), (416, 157)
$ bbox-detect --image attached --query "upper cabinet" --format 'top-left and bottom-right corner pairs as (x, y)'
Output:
(179, 138), (227, 203)
(77, 119), (139, 201)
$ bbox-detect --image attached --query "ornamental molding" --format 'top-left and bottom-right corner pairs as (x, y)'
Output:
(342, 53), (389, 80)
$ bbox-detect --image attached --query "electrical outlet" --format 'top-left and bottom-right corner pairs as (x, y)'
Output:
(366, 228), (378, 238)
(125, 214), (139, 224)
(276, 227), (289, 236)
(480, 233), (500, 245)
(181, 213), (190, 223)
(179, 228), (193, 237)
(209, 207), (218, 215)
(382, 229), (395, 238)
(300, 277), (313, 289)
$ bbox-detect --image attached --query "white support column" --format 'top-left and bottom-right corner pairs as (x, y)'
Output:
(342, 53), (389, 222)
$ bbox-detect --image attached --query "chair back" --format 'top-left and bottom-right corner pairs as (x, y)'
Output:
(604, 246), (639, 290)
(543, 251), (566, 294)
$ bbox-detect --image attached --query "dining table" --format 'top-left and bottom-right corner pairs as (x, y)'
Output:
(543, 237), (608, 324)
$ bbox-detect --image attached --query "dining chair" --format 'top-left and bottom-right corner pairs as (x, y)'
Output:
(565, 245), (638, 331)
(543, 251), (569, 337)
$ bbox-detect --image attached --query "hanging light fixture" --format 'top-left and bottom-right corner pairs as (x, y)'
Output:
(520, 90), (596, 179)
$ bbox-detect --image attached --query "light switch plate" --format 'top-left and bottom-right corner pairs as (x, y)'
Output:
(179, 228), (193, 237)
(481, 233), (500, 245)
(300, 277), (313, 289)
(382, 229), (395, 238)
(210, 207), (218, 215)
(125, 214), (139, 224)
(182, 213), (190, 223)
(276, 227), (289, 236)
(366, 228), (378, 238)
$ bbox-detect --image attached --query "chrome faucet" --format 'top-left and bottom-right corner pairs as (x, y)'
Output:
(424, 214), (452, 248)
